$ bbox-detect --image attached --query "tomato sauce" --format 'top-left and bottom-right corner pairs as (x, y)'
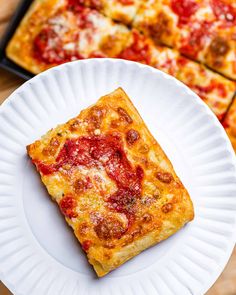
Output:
(81, 240), (93, 251)
(67, 0), (86, 12)
(35, 134), (144, 224)
(59, 195), (78, 218)
(33, 27), (84, 64)
(171, 0), (199, 25)
(185, 79), (227, 105)
(118, 0), (134, 5)
(210, 0), (236, 26)
(118, 31), (151, 65)
(179, 21), (212, 59)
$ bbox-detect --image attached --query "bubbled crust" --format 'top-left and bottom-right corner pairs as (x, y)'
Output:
(6, 0), (130, 74)
(27, 88), (194, 277)
(6, 0), (60, 74)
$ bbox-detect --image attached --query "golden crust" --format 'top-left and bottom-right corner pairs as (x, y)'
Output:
(6, 0), (130, 74)
(6, 0), (61, 74)
(27, 88), (194, 276)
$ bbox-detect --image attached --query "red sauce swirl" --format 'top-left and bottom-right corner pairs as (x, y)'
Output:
(35, 134), (144, 224)
(171, 0), (199, 25)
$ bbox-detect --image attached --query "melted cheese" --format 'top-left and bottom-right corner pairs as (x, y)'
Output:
(27, 88), (194, 276)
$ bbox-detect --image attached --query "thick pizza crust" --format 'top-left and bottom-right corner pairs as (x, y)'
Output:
(6, 0), (61, 74)
(27, 88), (194, 276)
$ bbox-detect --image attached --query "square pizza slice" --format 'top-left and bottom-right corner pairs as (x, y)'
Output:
(174, 56), (236, 120)
(6, 0), (130, 74)
(75, 0), (143, 24)
(222, 97), (236, 151)
(118, 30), (236, 119)
(27, 88), (194, 277)
(133, 0), (236, 80)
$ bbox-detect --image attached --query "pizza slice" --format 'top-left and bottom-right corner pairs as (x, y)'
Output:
(27, 88), (194, 277)
(175, 56), (236, 120)
(133, 0), (236, 80)
(75, 0), (143, 24)
(222, 97), (236, 151)
(118, 30), (236, 118)
(6, 0), (130, 74)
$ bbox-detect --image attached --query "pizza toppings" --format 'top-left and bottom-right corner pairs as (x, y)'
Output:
(210, 0), (236, 25)
(27, 88), (194, 276)
(155, 172), (173, 183)
(179, 21), (212, 58)
(59, 195), (78, 218)
(36, 133), (144, 224)
(67, 0), (86, 12)
(171, 0), (199, 26)
(118, 31), (152, 64)
(42, 137), (60, 156)
(209, 37), (230, 57)
(126, 129), (140, 145)
(87, 106), (106, 130)
(148, 12), (172, 44)
(189, 80), (227, 99)
(74, 177), (93, 193)
(161, 203), (173, 213)
(81, 240), (93, 251)
(142, 213), (153, 223)
(117, 107), (133, 124)
(94, 217), (126, 240)
(33, 27), (83, 64)
(118, 0), (134, 5)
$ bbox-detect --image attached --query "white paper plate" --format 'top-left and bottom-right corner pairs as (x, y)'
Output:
(0, 59), (235, 295)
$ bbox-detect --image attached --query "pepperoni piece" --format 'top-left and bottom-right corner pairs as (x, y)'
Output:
(59, 195), (78, 218)
(126, 129), (140, 145)
(155, 172), (173, 183)
(94, 217), (126, 240)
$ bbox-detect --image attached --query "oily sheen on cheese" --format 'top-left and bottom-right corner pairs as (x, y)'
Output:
(27, 88), (194, 276)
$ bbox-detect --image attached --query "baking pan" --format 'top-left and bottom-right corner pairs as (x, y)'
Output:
(0, 0), (34, 80)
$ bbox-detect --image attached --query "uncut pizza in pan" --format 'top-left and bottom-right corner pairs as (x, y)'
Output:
(27, 88), (194, 276)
